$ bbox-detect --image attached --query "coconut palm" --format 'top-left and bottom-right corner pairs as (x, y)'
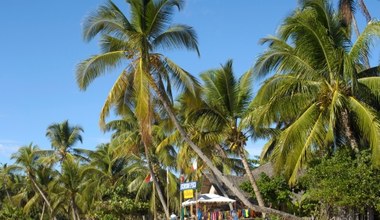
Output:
(45, 120), (84, 162)
(76, 0), (299, 217)
(105, 101), (179, 218)
(76, 1), (200, 216)
(85, 143), (129, 188)
(252, 0), (380, 184)
(187, 59), (266, 207)
(58, 154), (88, 220)
(10, 144), (57, 219)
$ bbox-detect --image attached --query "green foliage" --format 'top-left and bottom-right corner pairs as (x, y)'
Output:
(252, 0), (380, 185)
(87, 185), (149, 220)
(240, 173), (293, 211)
(0, 202), (32, 220)
(300, 149), (380, 216)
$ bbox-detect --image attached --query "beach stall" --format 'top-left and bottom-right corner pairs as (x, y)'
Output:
(182, 193), (236, 220)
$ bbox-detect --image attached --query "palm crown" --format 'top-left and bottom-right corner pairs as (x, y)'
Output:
(76, 0), (200, 127)
(252, 0), (380, 183)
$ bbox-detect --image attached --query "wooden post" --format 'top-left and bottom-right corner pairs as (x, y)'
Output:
(180, 174), (183, 220)
(167, 167), (170, 219)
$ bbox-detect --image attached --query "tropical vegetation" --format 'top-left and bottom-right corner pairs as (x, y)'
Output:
(1, 0), (379, 219)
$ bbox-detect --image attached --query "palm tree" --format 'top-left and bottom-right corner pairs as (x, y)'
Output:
(105, 101), (178, 218)
(76, 1), (200, 217)
(76, 0), (299, 218)
(85, 143), (129, 188)
(45, 120), (84, 162)
(10, 144), (57, 219)
(337, 0), (372, 67)
(58, 154), (88, 220)
(252, 0), (380, 184)
(188, 59), (266, 208)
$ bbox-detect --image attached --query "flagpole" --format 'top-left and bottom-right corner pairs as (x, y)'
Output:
(167, 167), (170, 218)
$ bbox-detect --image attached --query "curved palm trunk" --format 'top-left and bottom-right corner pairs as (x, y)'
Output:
(143, 141), (170, 219)
(29, 174), (56, 220)
(239, 150), (265, 208)
(150, 82), (301, 219)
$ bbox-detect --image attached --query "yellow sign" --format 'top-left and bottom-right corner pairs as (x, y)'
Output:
(183, 189), (194, 199)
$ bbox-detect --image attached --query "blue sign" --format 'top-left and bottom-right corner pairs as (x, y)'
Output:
(180, 181), (197, 191)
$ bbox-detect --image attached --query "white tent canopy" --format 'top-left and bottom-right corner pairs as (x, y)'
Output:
(182, 193), (236, 207)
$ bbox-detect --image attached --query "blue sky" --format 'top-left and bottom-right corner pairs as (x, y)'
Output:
(0, 0), (378, 164)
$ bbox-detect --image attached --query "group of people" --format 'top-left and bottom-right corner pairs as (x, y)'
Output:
(171, 208), (239, 220)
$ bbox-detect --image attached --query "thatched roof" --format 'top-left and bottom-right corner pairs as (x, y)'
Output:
(251, 162), (274, 178)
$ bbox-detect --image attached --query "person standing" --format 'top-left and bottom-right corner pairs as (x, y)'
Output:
(231, 210), (238, 220)
(197, 208), (203, 220)
(171, 213), (178, 220)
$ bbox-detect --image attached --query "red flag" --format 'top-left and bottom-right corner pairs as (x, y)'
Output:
(144, 174), (153, 183)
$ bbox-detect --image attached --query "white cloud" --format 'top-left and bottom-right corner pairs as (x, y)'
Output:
(0, 140), (21, 164)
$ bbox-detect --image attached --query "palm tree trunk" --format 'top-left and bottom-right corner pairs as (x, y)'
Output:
(150, 81), (301, 219)
(40, 202), (45, 220)
(143, 141), (170, 219)
(153, 183), (157, 220)
(71, 195), (80, 220)
(239, 150), (265, 208)
(29, 175), (56, 220)
(341, 109), (359, 152)
(71, 201), (77, 220)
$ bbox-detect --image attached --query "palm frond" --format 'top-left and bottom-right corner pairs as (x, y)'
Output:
(76, 51), (126, 90)
(288, 112), (325, 185)
(358, 76), (380, 101)
(83, 1), (132, 42)
(255, 36), (317, 78)
(349, 97), (380, 166)
(271, 103), (320, 179)
(99, 69), (131, 127)
(152, 25), (200, 55)
(350, 21), (380, 63)
(164, 57), (200, 96)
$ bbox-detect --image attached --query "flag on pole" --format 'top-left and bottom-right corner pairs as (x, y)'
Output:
(191, 159), (197, 171)
(144, 174), (153, 183)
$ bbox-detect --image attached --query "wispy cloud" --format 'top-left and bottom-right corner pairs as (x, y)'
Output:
(0, 140), (21, 163)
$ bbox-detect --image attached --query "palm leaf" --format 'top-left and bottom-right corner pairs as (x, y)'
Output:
(83, 1), (132, 42)
(99, 69), (131, 127)
(358, 76), (380, 102)
(153, 24), (199, 55)
(349, 21), (380, 64)
(271, 103), (320, 179)
(164, 57), (200, 96)
(349, 97), (380, 166)
(76, 51), (126, 90)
